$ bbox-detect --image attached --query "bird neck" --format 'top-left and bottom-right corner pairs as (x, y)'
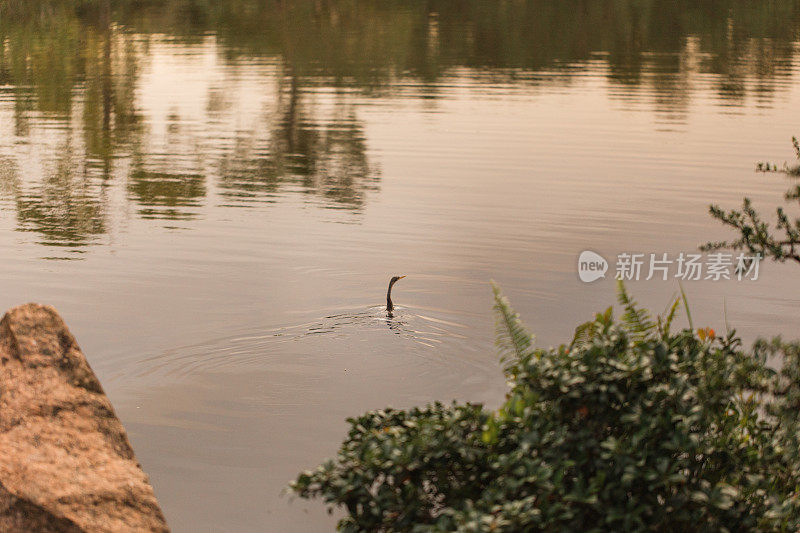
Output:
(386, 282), (395, 311)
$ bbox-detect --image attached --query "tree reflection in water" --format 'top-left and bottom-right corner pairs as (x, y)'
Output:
(14, 143), (106, 249)
(0, 0), (799, 252)
(218, 72), (377, 209)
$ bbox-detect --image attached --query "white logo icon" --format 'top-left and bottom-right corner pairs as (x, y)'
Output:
(578, 251), (608, 283)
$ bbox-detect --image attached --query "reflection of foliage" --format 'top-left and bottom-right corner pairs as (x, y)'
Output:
(81, 25), (143, 165)
(12, 145), (106, 247)
(0, 158), (18, 199)
(218, 76), (378, 208)
(293, 284), (800, 530)
(128, 170), (205, 220)
(704, 137), (800, 264)
(0, 6), (82, 115)
(0, 0), (141, 151)
(2, 0), (800, 251)
(0, 0), (142, 250)
(4, 0), (800, 101)
(311, 114), (376, 207)
(114, 0), (800, 98)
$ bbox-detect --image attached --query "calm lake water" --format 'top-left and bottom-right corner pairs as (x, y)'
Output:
(2, 1), (800, 530)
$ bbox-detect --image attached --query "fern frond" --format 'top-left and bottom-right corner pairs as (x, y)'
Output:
(569, 307), (612, 351)
(570, 320), (593, 351)
(491, 282), (534, 365)
(658, 296), (681, 338)
(678, 281), (694, 331)
(616, 280), (655, 341)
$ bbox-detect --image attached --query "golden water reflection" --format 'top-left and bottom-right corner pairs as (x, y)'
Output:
(0, 0), (798, 250)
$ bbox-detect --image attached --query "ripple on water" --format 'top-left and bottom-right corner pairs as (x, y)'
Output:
(134, 305), (488, 380)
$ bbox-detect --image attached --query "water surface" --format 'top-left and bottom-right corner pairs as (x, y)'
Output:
(2, 1), (800, 530)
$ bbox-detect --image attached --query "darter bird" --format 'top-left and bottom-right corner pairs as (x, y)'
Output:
(386, 275), (406, 313)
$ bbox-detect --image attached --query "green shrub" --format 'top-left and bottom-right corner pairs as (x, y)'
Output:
(291, 283), (800, 531)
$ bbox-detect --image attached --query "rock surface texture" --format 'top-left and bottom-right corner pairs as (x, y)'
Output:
(0, 303), (169, 532)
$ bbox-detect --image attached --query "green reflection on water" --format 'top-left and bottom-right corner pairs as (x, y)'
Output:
(10, 143), (107, 247)
(0, 0), (799, 252)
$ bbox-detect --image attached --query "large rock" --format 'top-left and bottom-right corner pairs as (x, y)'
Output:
(0, 303), (169, 532)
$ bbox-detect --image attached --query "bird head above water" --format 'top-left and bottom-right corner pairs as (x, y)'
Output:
(386, 275), (406, 312)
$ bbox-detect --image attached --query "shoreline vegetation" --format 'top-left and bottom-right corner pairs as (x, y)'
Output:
(291, 139), (800, 530)
(705, 137), (800, 265)
(291, 281), (800, 531)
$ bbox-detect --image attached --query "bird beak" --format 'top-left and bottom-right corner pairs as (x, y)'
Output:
(398, 275), (406, 280)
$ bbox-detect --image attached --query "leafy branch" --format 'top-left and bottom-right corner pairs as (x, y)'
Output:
(703, 137), (800, 264)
